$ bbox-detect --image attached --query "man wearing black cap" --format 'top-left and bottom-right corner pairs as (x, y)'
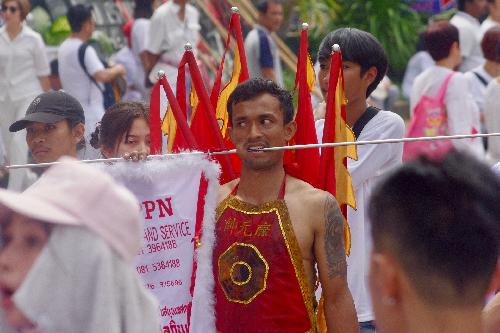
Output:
(9, 90), (85, 166)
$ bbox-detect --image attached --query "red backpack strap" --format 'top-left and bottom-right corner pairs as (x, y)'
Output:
(435, 72), (455, 102)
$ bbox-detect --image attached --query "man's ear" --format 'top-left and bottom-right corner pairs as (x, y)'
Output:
(370, 252), (401, 303)
(72, 123), (85, 145)
(363, 66), (378, 88)
(284, 120), (297, 142)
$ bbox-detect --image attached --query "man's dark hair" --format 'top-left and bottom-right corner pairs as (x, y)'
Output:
(457, 0), (470, 11)
(256, 0), (284, 14)
(227, 78), (294, 125)
(424, 21), (459, 61)
(317, 28), (388, 97)
(369, 151), (500, 307)
(482, 27), (500, 62)
(67, 4), (93, 33)
(134, 0), (153, 19)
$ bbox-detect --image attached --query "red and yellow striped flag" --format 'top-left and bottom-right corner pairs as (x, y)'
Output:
(316, 45), (358, 333)
(318, 47), (357, 255)
(286, 23), (320, 187)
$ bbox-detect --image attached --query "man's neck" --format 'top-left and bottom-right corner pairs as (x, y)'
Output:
(490, 13), (500, 23)
(484, 61), (500, 78)
(406, 304), (483, 333)
(346, 97), (368, 127)
(436, 59), (456, 71)
(6, 23), (22, 40)
(237, 163), (286, 205)
(71, 31), (90, 42)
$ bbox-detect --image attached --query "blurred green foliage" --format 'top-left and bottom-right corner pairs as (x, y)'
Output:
(296, 0), (426, 79)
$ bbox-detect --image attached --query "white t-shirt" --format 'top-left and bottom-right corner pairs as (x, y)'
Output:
(316, 110), (405, 322)
(147, 1), (200, 88)
(131, 18), (150, 96)
(484, 80), (500, 161)
(244, 24), (284, 87)
(465, 65), (494, 114)
(58, 37), (105, 133)
(0, 25), (49, 102)
(480, 17), (500, 38)
(450, 11), (485, 72)
(411, 65), (484, 158)
(401, 51), (434, 98)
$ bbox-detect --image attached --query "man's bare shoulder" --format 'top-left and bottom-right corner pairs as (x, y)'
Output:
(217, 179), (239, 204)
(286, 176), (333, 213)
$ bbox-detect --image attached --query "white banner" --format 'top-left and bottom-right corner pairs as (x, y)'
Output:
(100, 155), (219, 333)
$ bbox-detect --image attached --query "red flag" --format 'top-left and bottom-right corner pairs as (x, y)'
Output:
(180, 48), (237, 183)
(318, 47), (358, 255)
(287, 24), (320, 187)
(151, 76), (197, 154)
(209, 8), (249, 182)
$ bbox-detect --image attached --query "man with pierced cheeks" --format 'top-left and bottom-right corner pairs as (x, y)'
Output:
(213, 78), (358, 332)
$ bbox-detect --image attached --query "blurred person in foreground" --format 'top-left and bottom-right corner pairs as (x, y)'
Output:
(369, 151), (500, 333)
(0, 158), (159, 332)
(0, 0), (50, 190)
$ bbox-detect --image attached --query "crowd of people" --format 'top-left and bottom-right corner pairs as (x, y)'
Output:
(0, 0), (499, 332)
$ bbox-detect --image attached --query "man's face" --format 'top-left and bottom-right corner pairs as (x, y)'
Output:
(488, 0), (500, 18)
(260, 2), (284, 33)
(318, 58), (368, 107)
(230, 93), (296, 171)
(0, 214), (48, 329)
(469, 0), (487, 18)
(26, 120), (83, 163)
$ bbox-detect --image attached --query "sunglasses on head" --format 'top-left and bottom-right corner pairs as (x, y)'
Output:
(1, 5), (18, 13)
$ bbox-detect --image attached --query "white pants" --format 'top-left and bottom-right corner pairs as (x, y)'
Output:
(0, 94), (38, 191)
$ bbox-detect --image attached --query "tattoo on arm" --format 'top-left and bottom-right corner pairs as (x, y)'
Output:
(324, 194), (347, 279)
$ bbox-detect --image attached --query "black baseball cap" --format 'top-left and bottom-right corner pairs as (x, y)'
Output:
(9, 91), (85, 132)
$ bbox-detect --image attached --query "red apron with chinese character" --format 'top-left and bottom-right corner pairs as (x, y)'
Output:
(213, 178), (316, 333)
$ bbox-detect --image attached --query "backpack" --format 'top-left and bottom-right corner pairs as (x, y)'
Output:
(77, 43), (118, 110)
(403, 73), (455, 161)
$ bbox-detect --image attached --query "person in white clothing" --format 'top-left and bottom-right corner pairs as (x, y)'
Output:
(58, 4), (126, 157)
(244, 0), (285, 86)
(402, 31), (435, 99)
(131, 0), (153, 99)
(0, 0), (50, 191)
(450, 0), (487, 72)
(411, 21), (485, 158)
(480, 0), (500, 38)
(145, 0), (200, 90)
(484, 77), (500, 161)
(465, 27), (500, 138)
(316, 27), (405, 333)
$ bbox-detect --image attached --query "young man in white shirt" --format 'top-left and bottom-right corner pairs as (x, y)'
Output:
(481, 0), (500, 37)
(58, 4), (125, 147)
(450, 0), (487, 72)
(411, 21), (485, 158)
(315, 27), (405, 333)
